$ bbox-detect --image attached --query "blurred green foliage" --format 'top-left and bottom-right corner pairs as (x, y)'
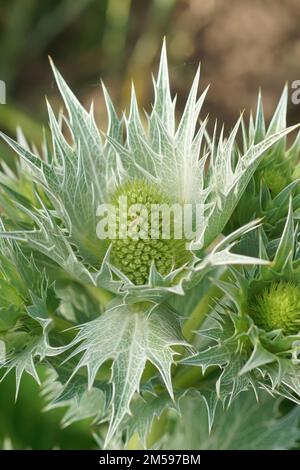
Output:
(0, 368), (95, 449)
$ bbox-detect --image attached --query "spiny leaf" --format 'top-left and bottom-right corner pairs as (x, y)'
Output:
(64, 302), (187, 446)
(165, 390), (300, 450)
(124, 390), (180, 448)
(42, 365), (111, 428)
(271, 197), (294, 274)
(1, 332), (60, 399)
(203, 124), (300, 247)
(49, 57), (102, 158)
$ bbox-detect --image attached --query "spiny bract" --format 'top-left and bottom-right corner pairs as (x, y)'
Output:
(182, 200), (300, 420)
(225, 88), (300, 237)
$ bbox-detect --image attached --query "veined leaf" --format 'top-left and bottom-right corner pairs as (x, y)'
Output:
(203, 124), (300, 247)
(124, 389), (187, 448)
(42, 361), (111, 428)
(64, 302), (188, 446)
(165, 390), (300, 450)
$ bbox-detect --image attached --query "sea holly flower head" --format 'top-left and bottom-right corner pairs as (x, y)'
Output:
(249, 281), (300, 335)
(182, 200), (300, 419)
(225, 88), (300, 237)
(0, 41), (299, 448)
(105, 179), (191, 285)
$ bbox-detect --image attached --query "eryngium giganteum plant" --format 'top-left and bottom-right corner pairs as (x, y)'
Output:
(1, 42), (300, 449)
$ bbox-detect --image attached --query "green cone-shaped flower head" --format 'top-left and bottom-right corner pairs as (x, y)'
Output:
(250, 281), (300, 335)
(262, 167), (290, 196)
(109, 179), (190, 284)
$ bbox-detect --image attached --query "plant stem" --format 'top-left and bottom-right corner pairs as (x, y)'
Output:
(171, 270), (230, 396)
(126, 433), (143, 450)
(126, 410), (168, 450)
(86, 285), (114, 310)
(182, 268), (228, 342)
(173, 365), (204, 389)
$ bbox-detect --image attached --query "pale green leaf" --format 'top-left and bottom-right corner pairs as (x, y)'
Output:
(64, 302), (187, 446)
(165, 390), (300, 450)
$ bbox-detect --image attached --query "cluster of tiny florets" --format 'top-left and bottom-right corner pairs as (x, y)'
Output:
(262, 167), (290, 196)
(249, 281), (300, 335)
(108, 179), (189, 285)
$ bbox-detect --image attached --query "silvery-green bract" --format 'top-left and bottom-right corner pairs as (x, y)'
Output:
(0, 42), (300, 449)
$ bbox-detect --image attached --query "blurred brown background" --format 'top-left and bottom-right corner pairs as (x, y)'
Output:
(1, 0), (300, 145)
